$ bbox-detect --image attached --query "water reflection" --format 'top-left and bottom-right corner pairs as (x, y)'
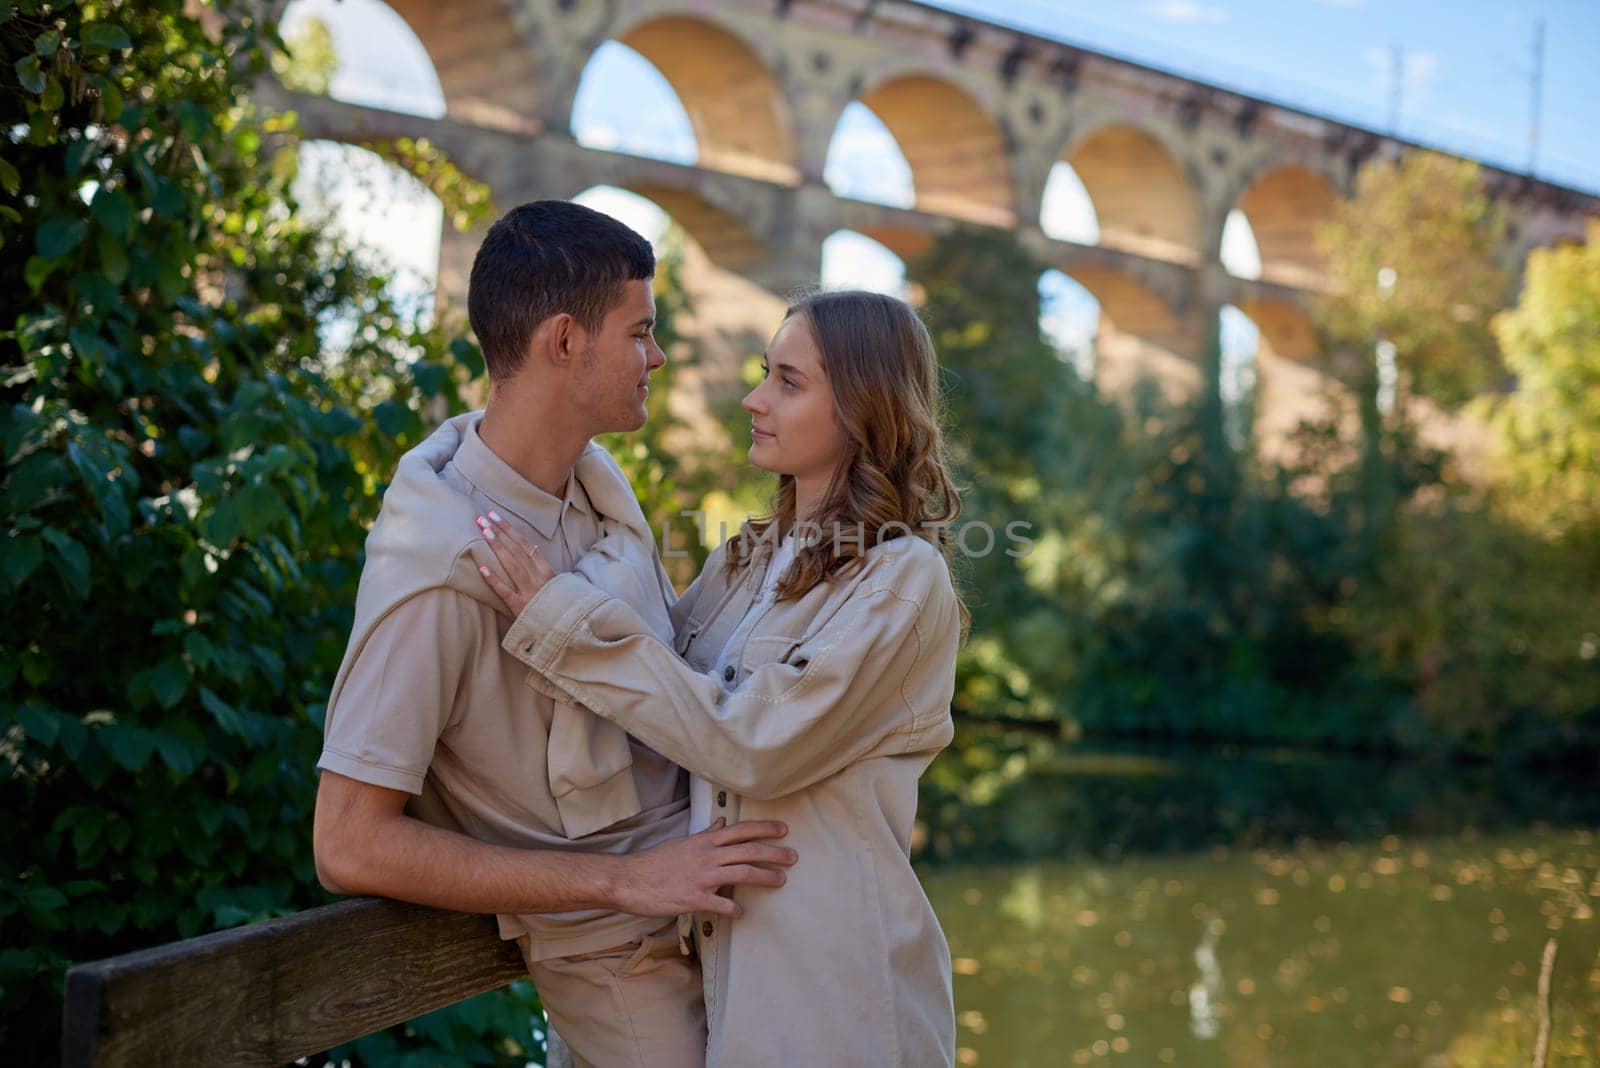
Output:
(915, 725), (1600, 1066)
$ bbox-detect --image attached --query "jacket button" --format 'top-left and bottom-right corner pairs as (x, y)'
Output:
(717, 791), (727, 807)
(701, 920), (713, 937)
(722, 665), (736, 682)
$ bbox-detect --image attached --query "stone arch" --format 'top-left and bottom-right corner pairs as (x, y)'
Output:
(1038, 268), (1099, 378)
(384, 0), (540, 130)
(821, 230), (909, 296)
(1234, 297), (1319, 362)
(605, 14), (797, 183)
(1234, 164), (1341, 289)
(1063, 124), (1200, 265)
(855, 73), (1015, 225)
(606, 182), (769, 271)
(1061, 264), (1180, 339)
(1058, 262), (1199, 396)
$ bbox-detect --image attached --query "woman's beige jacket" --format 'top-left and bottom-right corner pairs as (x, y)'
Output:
(505, 530), (960, 1067)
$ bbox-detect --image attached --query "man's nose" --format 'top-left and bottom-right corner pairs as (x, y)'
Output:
(648, 339), (666, 371)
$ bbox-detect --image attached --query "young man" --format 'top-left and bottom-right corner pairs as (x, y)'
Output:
(312, 201), (795, 1067)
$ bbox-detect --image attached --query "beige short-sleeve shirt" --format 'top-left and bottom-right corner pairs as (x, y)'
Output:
(318, 420), (688, 960)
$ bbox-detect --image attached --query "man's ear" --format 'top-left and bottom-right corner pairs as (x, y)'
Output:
(526, 313), (580, 369)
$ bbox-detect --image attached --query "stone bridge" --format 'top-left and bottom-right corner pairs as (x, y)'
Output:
(259, 0), (1599, 422)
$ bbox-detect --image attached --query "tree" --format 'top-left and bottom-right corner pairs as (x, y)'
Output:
(1315, 151), (1513, 410)
(1486, 221), (1600, 536)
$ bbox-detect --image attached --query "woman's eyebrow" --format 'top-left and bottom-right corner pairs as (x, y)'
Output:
(773, 361), (809, 380)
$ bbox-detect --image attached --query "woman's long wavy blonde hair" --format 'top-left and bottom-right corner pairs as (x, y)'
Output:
(728, 290), (965, 615)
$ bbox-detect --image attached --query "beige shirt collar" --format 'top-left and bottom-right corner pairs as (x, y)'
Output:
(451, 418), (591, 541)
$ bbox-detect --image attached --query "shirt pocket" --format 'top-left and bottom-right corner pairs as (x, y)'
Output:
(673, 615), (704, 659)
(738, 633), (810, 675)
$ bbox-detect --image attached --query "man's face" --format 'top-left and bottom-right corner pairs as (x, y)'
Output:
(572, 278), (665, 435)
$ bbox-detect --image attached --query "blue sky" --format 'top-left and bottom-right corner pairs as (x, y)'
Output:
(930, 0), (1598, 192)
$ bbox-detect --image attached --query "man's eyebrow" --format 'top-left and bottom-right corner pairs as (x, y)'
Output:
(630, 315), (655, 329)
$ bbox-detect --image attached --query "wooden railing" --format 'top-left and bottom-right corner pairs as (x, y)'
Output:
(60, 897), (567, 1067)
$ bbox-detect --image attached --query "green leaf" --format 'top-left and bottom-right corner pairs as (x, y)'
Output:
(36, 217), (87, 259)
(33, 30), (59, 56)
(451, 337), (486, 379)
(23, 254), (55, 291)
(17, 704), (58, 746)
(199, 688), (245, 735)
(97, 229), (128, 283)
(41, 527), (91, 599)
(153, 720), (205, 776)
(102, 723), (155, 772)
(100, 79), (123, 121)
(372, 399), (413, 438)
(1, 531), (43, 586)
(183, 630), (215, 670)
(195, 805), (224, 836)
(412, 360), (449, 397)
(150, 177), (186, 220)
(15, 54), (43, 95)
(90, 187), (133, 239)
(80, 24), (133, 55)
(0, 157), (18, 195)
(25, 886), (67, 911)
(40, 75), (63, 111)
(64, 136), (98, 177)
(146, 657), (190, 710)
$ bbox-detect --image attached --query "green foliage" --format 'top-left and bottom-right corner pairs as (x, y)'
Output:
(0, 1), (534, 1061)
(1314, 152), (1512, 408)
(913, 224), (1596, 761)
(271, 13), (337, 95)
(1485, 220), (1600, 537)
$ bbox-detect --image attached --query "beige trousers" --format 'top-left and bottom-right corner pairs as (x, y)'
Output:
(522, 920), (706, 1068)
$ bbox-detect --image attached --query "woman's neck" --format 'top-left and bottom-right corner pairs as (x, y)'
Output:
(792, 474), (828, 529)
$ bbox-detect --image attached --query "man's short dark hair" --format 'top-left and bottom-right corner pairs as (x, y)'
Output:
(467, 200), (655, 380)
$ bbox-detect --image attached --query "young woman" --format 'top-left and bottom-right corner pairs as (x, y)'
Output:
(480, 290), (965, 1066)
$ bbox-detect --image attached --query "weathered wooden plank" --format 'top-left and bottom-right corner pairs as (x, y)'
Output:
(62, 897), (527, 1067)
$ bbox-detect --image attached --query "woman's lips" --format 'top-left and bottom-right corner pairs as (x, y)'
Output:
(752, 427), (774, 440)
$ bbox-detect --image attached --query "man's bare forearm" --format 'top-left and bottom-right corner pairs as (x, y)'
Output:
(314, 771), (794, 918)
(323, 808), (625, 914)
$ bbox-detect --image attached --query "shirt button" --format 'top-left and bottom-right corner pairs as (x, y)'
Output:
(717, 790), (727, 807)
(722, 665), (736, 682)
(701, 920), (714, 937)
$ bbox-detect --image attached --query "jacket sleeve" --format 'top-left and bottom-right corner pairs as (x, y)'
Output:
(503, 562), (957, 800)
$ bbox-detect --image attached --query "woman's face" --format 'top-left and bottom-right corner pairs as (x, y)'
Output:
(743, 316), (849, 485)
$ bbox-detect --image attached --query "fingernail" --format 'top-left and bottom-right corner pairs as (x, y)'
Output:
(488, 510), (502, 522)
(483, 528), (495, 540)
(479, 566), (489, 576)
(475, 515), (488, 526)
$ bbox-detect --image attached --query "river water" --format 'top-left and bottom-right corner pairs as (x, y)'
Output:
(915, 729), (1600, 1066)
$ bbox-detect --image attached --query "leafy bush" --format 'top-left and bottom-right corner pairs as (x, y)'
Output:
(0, 1), (545, 1061)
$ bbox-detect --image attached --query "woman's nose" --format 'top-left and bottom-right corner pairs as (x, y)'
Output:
(742, 386), (764, 414)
